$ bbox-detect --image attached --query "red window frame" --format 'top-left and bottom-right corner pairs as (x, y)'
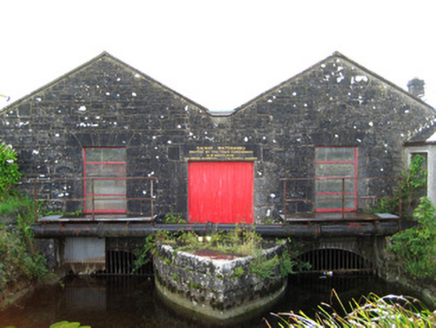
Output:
(83, 147), (127, 214)
(315, 147), (358, 212)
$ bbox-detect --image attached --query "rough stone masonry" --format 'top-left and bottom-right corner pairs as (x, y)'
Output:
(0, 51), (435, 222)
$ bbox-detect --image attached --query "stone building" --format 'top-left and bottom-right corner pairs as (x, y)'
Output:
(1, 51), (435, 224)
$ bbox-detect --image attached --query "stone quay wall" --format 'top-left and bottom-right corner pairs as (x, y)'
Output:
(153, 242), (287, 320)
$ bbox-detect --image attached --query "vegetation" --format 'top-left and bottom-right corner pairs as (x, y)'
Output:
(1, 322), (91, 328)
(134, 226), (309, 279)
(0, 142), (49, 302)
(265, 290), (436, 327)
(160, 211), (186, 224)
(49, 322), (91, 328)
(249, 254), (280, 279)
(373, 154), (427, 217)
(231, 265), (244, 278)
(0, 141), (21, 195)
(388, 197), (436, 279)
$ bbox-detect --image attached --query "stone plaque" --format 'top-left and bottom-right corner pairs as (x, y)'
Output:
(184, 145), (258, 161)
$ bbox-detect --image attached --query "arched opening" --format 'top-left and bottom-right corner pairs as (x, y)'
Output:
(297, 248), (373, 275)
(103, 250), (153, 276)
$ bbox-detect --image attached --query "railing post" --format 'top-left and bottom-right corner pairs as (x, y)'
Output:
(91, 178), (95, 221)
(342, 178), (345, 220)
(283, 180), (287, 221)
(151, 179), (154, 219)
(398, 177), (402, 218)
(33, 180), (38, 223)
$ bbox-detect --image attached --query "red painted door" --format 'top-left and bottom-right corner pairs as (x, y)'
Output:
(188, 161), (254, 223)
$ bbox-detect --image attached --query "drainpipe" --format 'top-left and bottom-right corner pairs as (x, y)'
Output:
(32, 221), (403, 239)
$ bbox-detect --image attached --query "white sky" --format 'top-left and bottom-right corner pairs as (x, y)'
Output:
(1, 0), (436, 111)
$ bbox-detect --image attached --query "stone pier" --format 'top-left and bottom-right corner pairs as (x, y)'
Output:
(153, 242), (287, 320)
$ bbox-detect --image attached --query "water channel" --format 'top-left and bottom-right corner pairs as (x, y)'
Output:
(0, 274), (425, 328)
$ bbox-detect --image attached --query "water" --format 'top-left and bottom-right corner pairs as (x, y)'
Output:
(0, 275), (425, 328)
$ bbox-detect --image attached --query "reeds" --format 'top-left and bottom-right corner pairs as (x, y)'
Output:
(265, 289), (436, 327)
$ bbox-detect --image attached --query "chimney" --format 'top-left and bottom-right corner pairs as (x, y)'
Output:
(407, 78), (425, 98)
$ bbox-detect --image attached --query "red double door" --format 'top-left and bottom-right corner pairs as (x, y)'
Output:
(188, 161), (254, 223)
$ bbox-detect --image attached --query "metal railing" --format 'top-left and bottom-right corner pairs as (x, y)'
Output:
(280, 176), (403, 220)
(29, 177), (158, 222)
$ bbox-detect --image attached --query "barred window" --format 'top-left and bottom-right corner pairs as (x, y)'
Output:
(315, 147), (357, 211)
(84, 147), (126, 213)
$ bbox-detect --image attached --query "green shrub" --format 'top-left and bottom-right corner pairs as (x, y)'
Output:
(387, 197), (436, 279)
(249, 254), (279, 279)
(0, 213), (48, 291)
(373, 154), (427, 216)
(0, 141), (21, 196)
(0, 143), (49, 294)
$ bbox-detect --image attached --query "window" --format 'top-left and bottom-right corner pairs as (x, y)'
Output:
(84, 148), (126, 213)
(411, 152), (428, 197)
(315, 147), (357, 211)
(411, 152), (428, 172)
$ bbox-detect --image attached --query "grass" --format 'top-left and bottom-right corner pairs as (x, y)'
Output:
(169, 226), (269, 257)
(135, 227), (304, 280)
(265, 289), (436, 327)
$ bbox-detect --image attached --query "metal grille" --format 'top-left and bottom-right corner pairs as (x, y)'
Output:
(101, 250), (152, 276)
(298, 249), (373, 275)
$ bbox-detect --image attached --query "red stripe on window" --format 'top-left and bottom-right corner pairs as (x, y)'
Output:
(85, 161), (126, 165)
(85, 193), (126, 197)
(316, 192), (355, 196)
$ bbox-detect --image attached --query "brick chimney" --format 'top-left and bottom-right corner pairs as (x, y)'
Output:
(407, 78), (425, 98)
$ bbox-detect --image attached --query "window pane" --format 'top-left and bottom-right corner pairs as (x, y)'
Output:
(315, 195), (355, 210)
(85, 148), (126, 162)
(85, 196), (126, 211)
(316, 148), (355, 162)
(316, 178), (355, 193)
(85, 179), (126, 195)
(86, 164), (126, 178)
(316, 163), (355, 178)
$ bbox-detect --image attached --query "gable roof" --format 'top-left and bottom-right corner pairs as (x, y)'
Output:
(1, 51), (434, 119)
(0, 51), (209, 115)
(230, 51), (435, 115)
(404, 123), (436, 145)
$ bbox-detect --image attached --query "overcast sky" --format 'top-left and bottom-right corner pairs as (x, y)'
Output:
(1, 0), (435, 111)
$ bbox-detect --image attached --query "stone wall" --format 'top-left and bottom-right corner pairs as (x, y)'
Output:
(153, 242), (286, 319)
(0, 52), (435, 222)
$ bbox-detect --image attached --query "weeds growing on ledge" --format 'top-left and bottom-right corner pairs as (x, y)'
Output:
(134, 226), (310, 278)
(264, 289), (436, 327)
